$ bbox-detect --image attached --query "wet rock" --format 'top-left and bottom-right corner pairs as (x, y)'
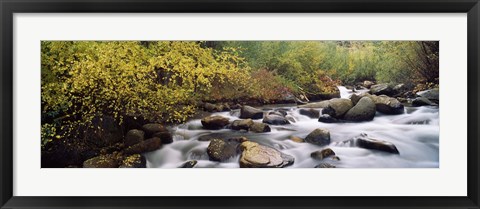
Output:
(262, 114), (290, 125)
(393, 83), (406, 95)
(239, 141), (294, 168)
(124, 129), (145, 147)
(372, 95), (405, 115)
(299, 108), (320, 118)
(152, 131), (173, 144)
(119, 154), (146, 168)
(289, 136), (304, 143)
(363, 80), (375, 89)
(416, 88), (439, 102)
(412, 96), (435, 106)
(124, 137), (162, 154)
(370, 83), (394, 96)
(350, 92), (371, 105)
(305, 128), (331, 146)
(142, 123), (167, 137)
(310, 148), (336, 160)
(321, 98), (353, 118)
(356, 134), (400, 154)
(343, 97), (376, 122)
(179, 160), (198, 168)
(240, 105), (263, 119)
(315, 163), (336, 168)
(83, 153), (121, 168)
(268, 111), (287, 117)
(332, 156), (341, 161)
(318, 114), (339, 123)
(201, 115), (230, 130)
(207, 138), (246, 162)
(249, 122), (271, 133)
(298, 100), (331, 108)
(231, 119), (254, 131)
(285, 115), (297, 123)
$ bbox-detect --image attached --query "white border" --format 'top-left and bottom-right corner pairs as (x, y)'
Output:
(13, 13), (467, 196)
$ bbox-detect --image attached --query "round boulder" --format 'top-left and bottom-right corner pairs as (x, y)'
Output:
(239, 141), (294, 168)
(142, 123), (167, 137)
(249, 122), (271, 133)
(201, 115), (230, 130)
(240, 105), (263, 119)
(124, 129), (145, 147)
(207, 138), (245, 162)
(299, 108), (320, 118)
(343, 97), (376, 122)
(231, 119), (254, 131)
(370, 84), (394, 96)
(304, 128), (331, 146)
(262, 114), (290, 125)
(310, 148), (336, 160)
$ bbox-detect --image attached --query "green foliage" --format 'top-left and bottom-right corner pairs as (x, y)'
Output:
(41, 41), (248, 146)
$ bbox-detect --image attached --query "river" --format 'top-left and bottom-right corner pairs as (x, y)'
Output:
(145, 86), (439, 168)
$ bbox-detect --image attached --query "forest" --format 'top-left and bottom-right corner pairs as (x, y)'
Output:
(41, 41), (439, 168)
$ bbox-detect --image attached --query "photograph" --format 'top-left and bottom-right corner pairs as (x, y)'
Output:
(40, 40), (440, 168)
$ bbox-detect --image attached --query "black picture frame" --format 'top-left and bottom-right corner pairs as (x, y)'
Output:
(1, 0), (479, 208)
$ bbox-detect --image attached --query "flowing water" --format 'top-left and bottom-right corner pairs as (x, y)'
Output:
(145, 86), (439, 168)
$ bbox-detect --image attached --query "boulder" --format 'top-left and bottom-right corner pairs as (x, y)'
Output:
(416, 89), (439, 102)
(299, 108), (320, 118)
(201, 115), (230, 130)
(350, 92), (371, 105)
(239, 141), (294, 168)
(249, 122), (271, 133)
(372, 95), (405, 115)
(152, 131), (173, 144)
(119, 154), (146, 168)
(318, 114), (339, 123)
(142, 123), (167, 137)
(363, 80), (375, 89)
(304, 128), (331, 146)
(321, 98), (353, 118)
(207, 138), (246, 162)
(179, 160), (198, 168)
(124, 129), (145, 147)
(314, 163), (336, 168)
(124, 137), (162, 154)
(343, 97), (376, 122)
(83, 153), (121, 168)
(231, 119), (254, 131)
(370, 84), (394, 96)
(285, 115), (297, 123)
(240, 105), (263, 119)
(262, 114), (290, 125)
(310, 148), (336, 160)
(203, 102), (217, 112)
(412, 97), (435, 106)
(356, 134), (400, 154)
(393, 83), (406, 95)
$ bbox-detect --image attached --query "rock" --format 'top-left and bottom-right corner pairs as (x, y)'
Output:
(318, 114), (339, 123)
(363, 80), (375, 89)
(356, 134), (400, 154)
(179, 160), (197, 168)
(343, 97), (376, 122)
(299, 108), (320, 118)
(231, 119), (254, 131)
(305, 128), (331, 146)
(239, 141), (294, 168)
(142, 123), (167, 137)
(315, 163), (336, 168)
(201, 115), (230, 130)
(124, 129), (145, 147)
(203, 102), (217, 112)
(124, 137), (162, 154)
(119, 154), (146, 168)
(412, 97), (435, 106)
(350, 92), (370, 105)
(83, 154), (120, 168)
(86, 115), (123, 147)
(240, 105), (263, 119)
(268, 111), (287, 117)
(207, 138), (246, 162)
(416, 89), (439, 102)
(285, 115), (297, 123)
(372, 95), (405, 115)
(393, 83), (406, 94)
(249, 122), (271, 133)
(262, 114), (290, 125)
(198, 132), (247, 141)
(289, 136), (304, 143)
(321, 98), (353, 118)
(332, 156), (341, 161)
(152, 131), (173, 144)
(310, 148), (336, 160)
(370, 84), (394, 96)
